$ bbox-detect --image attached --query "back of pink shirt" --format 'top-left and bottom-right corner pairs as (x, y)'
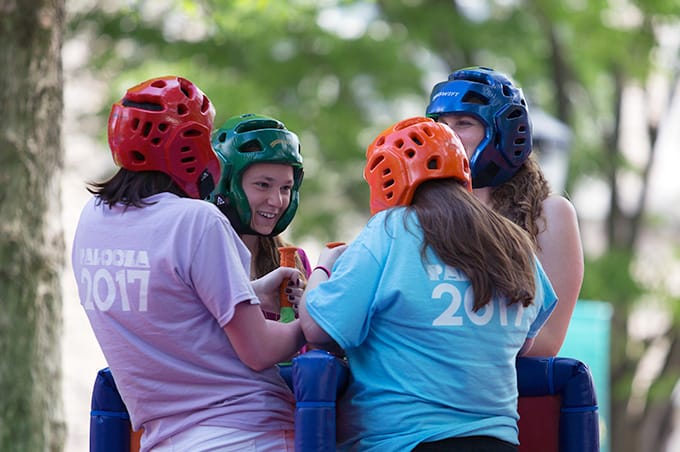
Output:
(72, 193), (294, 449)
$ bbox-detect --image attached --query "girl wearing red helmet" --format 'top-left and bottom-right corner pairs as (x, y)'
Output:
(427, 66), (584, 357)
(299, 117), (557, 451)
(72, 76), (305, 451)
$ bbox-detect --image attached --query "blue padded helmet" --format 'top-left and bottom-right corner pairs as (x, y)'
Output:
(209, 113), (303, 236)
(426, 66), (532, 188)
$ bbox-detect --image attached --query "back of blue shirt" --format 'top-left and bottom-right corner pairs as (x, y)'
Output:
(306, 208), (557, 451)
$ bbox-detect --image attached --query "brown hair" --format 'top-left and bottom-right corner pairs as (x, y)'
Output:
(88, 168), (187, 209)
(408, 178), (536, 311)
(250, 235), (309, 283)
(489, 155), (550, 249)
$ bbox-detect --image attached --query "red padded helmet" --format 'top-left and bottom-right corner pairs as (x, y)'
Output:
(364, 116), (471, 215)
(108, 76), (220, 199)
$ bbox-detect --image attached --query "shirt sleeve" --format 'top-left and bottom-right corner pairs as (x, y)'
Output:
(305, 228), (384, 350)
(526, 257), (558, 339)
(190, 215), (257, 327)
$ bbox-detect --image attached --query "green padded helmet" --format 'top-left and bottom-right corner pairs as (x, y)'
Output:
(210, 113), (304, 236)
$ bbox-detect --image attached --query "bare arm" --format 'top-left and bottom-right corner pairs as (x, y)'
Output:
(299, 244), (348, 346)
(518, 337), (535, 357)
(299, 267), (335, 345)
(527, 195), (584, 357)
(224, 302), (305, 371)
(224, 267), (306, 371)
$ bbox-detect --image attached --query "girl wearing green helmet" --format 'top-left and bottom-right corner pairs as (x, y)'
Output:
(210, 113), (311, 319)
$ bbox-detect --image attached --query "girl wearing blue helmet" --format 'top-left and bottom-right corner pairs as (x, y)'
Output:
(426, 66), (584, 357)
(210, 113), (311, 318)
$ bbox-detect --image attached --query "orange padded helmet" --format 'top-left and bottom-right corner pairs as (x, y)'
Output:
(108, 76), (219, 199)
(364, 116), (471, 215)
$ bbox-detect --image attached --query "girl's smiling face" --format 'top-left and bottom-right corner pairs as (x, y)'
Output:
(241, 163), (295, 235)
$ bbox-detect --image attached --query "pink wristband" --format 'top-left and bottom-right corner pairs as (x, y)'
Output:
(313, 265), (331, 278)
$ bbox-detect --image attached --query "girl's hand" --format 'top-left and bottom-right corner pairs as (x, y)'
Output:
(252, 267), (302, 313)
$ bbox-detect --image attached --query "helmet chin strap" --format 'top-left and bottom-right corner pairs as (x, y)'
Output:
(215, 196), (275, 237)
(197, 169), (216, 200)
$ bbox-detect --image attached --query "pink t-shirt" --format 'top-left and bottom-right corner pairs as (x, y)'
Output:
(72, 193), (294, 450)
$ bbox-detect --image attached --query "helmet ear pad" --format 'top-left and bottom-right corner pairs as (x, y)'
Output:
(365, 150), (411, 215)
(469, 103), (531, 188)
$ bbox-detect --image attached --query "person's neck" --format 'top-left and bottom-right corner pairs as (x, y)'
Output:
(241, 233), (258, 252)
(473, 186), (493, 206)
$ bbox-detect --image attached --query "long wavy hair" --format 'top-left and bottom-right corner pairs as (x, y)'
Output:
(407, 178), (536, 311)
(488, 155), (550, 249)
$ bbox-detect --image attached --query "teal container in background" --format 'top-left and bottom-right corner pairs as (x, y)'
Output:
(560, 300), (613, 452)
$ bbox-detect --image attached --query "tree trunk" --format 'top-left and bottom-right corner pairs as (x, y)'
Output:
(0, 0), (66, 451)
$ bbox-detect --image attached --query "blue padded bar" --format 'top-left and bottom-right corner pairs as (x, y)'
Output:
(517, 357), (600, 452)
(90, 367), (131, 452)
(90, 354), (598, 452)
(292, 350), (349, 452)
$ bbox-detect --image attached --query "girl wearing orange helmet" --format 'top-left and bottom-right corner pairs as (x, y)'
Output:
(299, 117), (557, 452)
(73, 76), (304, 451)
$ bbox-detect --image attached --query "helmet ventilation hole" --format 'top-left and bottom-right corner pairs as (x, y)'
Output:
(131, 151), (145, 162)
(151, 137), (161, 146)
(178, 104), (188, 116)
(178, 78), (193, 98)
(142, 122), (152, 137)
(183, 129), (201, 137)
(239, 140), (263, 153)
(201, 96), (211, 113)
(368, 155), (385, 171)
(507, 108), (523, 119)
(405, 149), (416, 159)
(461, 92), (489, 105)
(427, 157), (440, 170)
(158, 123), (168, 132)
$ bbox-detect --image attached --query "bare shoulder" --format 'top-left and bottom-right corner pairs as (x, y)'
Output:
(542, 194), (578, 221)
(537, 194), (582, 252)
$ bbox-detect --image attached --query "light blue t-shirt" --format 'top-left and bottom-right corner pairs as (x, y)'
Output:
(72, 193), (295, 450)
(305, 208), (557, 452)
